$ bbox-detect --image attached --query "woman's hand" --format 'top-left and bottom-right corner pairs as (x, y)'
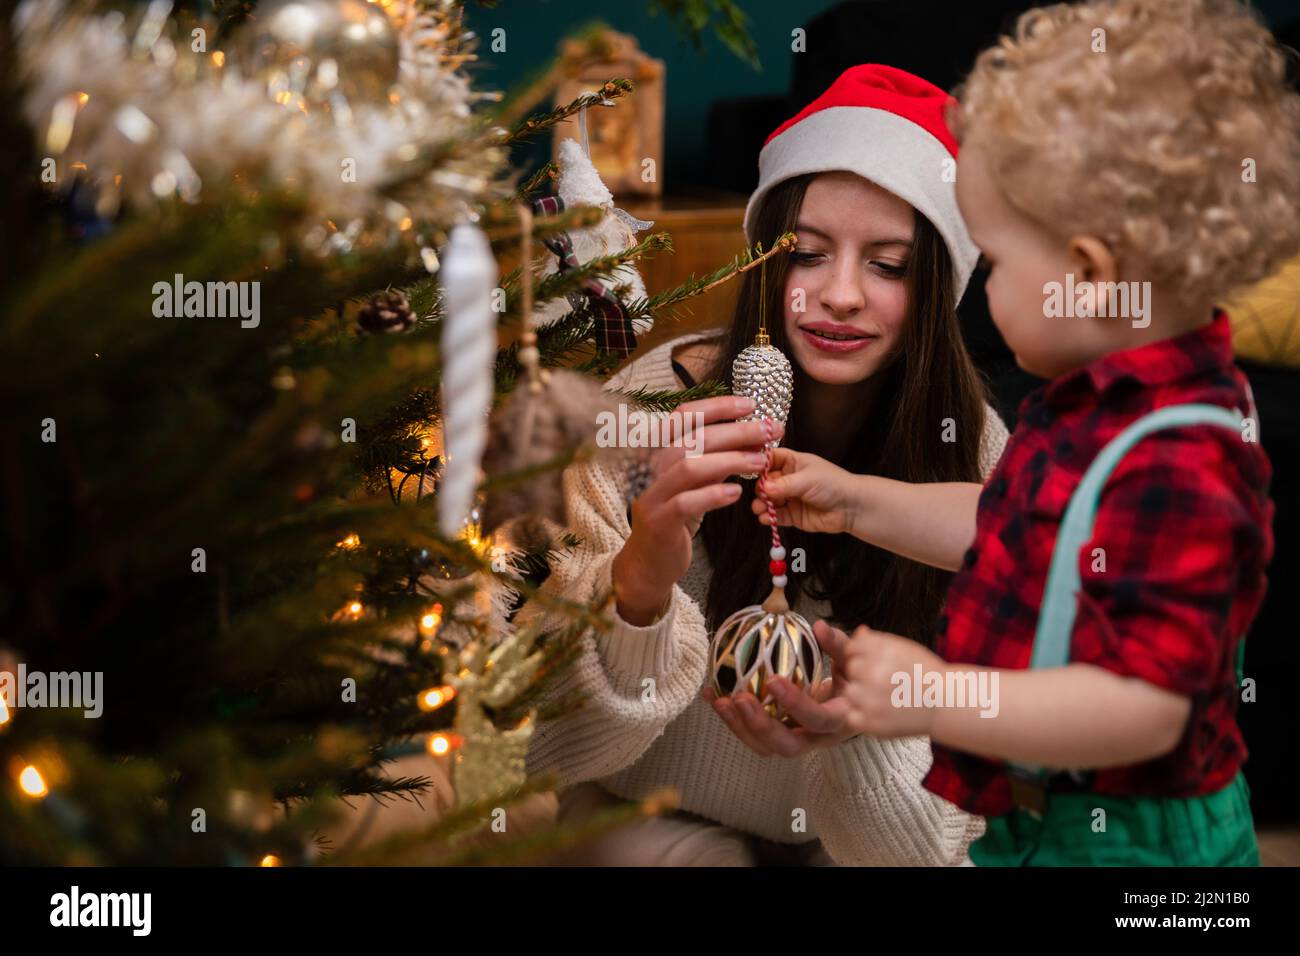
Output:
(703, 620), (863, 756)
(750, 447), (863, 536)
(612, 396), (782, 625)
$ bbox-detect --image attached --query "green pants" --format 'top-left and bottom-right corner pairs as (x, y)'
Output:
(970, 772), (1259, 866)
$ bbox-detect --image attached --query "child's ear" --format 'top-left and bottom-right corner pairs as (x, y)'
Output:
(1066, 235), (1118, 285)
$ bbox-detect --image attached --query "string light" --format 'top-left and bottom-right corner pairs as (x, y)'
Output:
(18, 764), (48, 799)
(415, 422), (441, 459)
(333, 599), (364, 622)
(419, 603), (443, 637)
(335, 533), (361, 551)
(259, 854), (281, 867)
(426, 732), (462, 756)
(461, 506), (489, 556)
(417, 685), (455, 712)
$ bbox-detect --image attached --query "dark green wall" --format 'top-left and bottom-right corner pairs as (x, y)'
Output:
(463, 0), (844, 188)
(465, 0), (1300, 190)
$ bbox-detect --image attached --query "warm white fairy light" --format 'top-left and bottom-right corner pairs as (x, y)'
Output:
(332, 599), (364, 622)
(426, 732), (461, 756)
(417, 685), (455, 712)
(18, 764), (48, 798)
(419, 602), (443, 636)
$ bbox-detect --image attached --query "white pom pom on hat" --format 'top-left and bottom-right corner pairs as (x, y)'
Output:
(743, 63), (979, 303)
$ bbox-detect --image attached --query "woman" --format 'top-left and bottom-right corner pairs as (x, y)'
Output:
(519, 65), (1009, 865)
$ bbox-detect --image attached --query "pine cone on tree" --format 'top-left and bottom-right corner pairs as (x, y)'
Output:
(357, 289), (416, 334)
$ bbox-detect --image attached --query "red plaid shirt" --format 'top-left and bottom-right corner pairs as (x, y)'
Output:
(924, 312), (1273, 817)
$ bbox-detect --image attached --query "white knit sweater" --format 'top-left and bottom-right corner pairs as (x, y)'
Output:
(518, 329), (1010, 865)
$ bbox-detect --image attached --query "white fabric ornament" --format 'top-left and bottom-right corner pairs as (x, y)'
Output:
(438, 223), (497, 537)
(532, 137), (654, 335)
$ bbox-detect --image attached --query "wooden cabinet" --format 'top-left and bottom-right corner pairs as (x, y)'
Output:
(620, 190), (749, 353)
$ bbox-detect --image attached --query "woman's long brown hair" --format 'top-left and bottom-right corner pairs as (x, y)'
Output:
(698, 174), (989, 643)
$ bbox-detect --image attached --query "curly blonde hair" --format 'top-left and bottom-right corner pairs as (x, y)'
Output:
(953, 0), (1300, 307)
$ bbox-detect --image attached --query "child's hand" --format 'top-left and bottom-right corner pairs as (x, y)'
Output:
(840, 624), (949, 737)
(751, 447), (860, 536)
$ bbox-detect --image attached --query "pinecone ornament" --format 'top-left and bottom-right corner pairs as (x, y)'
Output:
(732, 331), (793, 479)
(357, 289), (416, 334)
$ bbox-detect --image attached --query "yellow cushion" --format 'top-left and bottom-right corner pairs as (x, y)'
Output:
(1222, 255), (1300, 368)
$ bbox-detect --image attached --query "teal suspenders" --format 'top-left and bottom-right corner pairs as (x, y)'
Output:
(1006, 403), (1247, 812)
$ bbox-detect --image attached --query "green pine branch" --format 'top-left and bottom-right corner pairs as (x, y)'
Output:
(493, 306), (599, 392)
(520, 231), (673, 315)
(616, 380), (730, 411)
(647, 0), (760, 70)
(502, 78), (634, 146)
(622, 230), (796, 327)
(514, 161), (558, 203)
(571, 350), (624, 379)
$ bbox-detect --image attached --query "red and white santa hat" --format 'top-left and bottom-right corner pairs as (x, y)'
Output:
(744, 64), (979, 302)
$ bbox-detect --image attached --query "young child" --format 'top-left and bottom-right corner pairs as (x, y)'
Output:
(755, 0), (1300, 865)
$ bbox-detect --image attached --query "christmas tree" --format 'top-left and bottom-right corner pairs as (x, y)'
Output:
(0, 0), (782, 865)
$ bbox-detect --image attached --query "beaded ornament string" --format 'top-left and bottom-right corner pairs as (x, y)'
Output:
(752, 250), (788, 607)
(758, 417), (789, 599)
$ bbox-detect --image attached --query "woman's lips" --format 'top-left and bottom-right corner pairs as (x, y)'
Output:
(799, 326), (877, 353)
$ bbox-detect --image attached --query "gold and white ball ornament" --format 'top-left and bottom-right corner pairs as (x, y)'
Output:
(708, 421), (821, 722)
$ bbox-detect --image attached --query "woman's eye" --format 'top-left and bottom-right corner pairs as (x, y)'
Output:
(790, 250), (823, 265)
(872, 261), (908, 278)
